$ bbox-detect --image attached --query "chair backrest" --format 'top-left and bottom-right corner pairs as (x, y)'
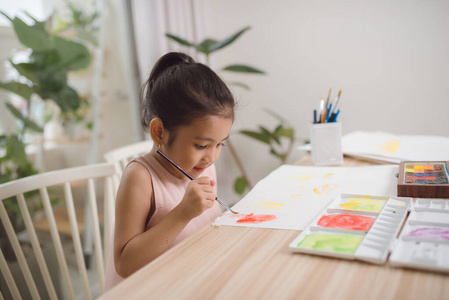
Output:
(0, 163), (116, 300)
(104, 140), (153, 174)
(104, 140), (153, 190)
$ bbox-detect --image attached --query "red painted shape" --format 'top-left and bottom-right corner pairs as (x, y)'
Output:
(236, 213), (277, 224)
(317, 214), (375, 231)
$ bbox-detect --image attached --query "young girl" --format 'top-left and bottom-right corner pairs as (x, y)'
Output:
(105, 52), (235, 290)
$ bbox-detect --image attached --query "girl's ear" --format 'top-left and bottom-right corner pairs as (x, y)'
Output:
(149, 118), (165, 146)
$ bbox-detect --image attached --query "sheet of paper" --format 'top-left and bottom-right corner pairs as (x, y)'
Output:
(298, 131), (449, 164)
(215, 164), (399, 230)
(341, 131), (449, 162)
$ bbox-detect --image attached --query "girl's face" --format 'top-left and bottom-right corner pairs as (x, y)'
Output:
(160, 115), (233, 180)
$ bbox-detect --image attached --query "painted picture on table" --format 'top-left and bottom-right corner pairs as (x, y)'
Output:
(214, 165), (398, 230)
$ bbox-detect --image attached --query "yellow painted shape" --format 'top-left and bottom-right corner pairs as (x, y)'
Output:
(291, 194), (301, 198)
(339, 196), (385, 213)
(323, 173), (335, 178)
(255, 201), (284, 210)
(375, 139), (400, 153)
(313, 184), (338, 195)
(405, 168), (414, 173)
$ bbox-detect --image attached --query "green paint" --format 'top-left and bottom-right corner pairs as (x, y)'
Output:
(297, 233), (363, 254)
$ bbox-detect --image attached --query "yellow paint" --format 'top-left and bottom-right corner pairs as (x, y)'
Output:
(255, 201), (284, 210)
(339, 196), (385, 213)
(298, 186), (305, 189)
(290, 194), (301, 198)
(313, 184), (338, 195)
(375, 139), (400, 153)
(414, 165), (424, 171)
(323, 173), (335, 178)
(405, 167), (414, 173)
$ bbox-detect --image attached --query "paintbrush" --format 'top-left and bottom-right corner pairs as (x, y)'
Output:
(157, 150), (238, 214)
(328, 90), (342, 118)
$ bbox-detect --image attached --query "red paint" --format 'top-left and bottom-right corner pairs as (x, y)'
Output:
(236, 213), (277, 224)
(317, 214), (375, 231)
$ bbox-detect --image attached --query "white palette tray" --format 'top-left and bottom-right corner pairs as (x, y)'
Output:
(289, 194), (412, 264)
(389, 198), (449, 273)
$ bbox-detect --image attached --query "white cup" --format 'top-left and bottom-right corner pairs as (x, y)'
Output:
(310, 122), (343, 165)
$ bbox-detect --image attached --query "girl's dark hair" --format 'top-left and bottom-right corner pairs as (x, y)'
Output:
(141, 52), (235, 144)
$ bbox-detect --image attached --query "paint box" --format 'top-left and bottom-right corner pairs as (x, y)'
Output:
(289, 194), (412, 264)
(389, 198), (449, 273)
(397, 161), (449, 198)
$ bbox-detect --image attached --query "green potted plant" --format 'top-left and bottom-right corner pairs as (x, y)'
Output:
(0, 11), (91, 137)
(166, 27), (295, 194)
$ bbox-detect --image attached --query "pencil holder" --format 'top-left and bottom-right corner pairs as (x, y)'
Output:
(310, 122), (343, 165)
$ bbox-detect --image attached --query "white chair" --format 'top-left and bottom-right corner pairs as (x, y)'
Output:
(104, 140), (153, 190)
(0, 163), (116, 300)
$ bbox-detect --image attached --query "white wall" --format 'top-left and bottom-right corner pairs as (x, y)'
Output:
(196, 0), (449, 203)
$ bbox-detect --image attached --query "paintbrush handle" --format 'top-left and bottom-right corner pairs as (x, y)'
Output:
(157, 150), (238, 214)
(157, 150), (194, 180)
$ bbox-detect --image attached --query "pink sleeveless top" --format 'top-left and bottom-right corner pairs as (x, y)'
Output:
(105, 152), (222, 291)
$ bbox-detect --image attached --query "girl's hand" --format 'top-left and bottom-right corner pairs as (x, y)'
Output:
(178, 176), (216, 220)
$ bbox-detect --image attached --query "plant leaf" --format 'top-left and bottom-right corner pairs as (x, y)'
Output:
(240, 130), (271, 144)
(24, 11), (46, 31)
(209, 26), (251, 53)
(53, 36), (90, 71)
(49, 85), (81, 111)
(270, 148), (286, 161)
(6, 135), (28, 167)
(274, 126), (294, 139)
(11, 62), (36, 82)
(8, 13), (52, 51)
(0, 81), (33, 101)
(234, 176), (247, 195)
(196, 38), (218, 55)
(165, 33), (196, 48)
(6, 103), (44, 133)
(259, 126), (280, 145)
(222, 64), (265, 74)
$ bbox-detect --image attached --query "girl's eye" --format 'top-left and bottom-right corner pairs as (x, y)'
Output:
(217, 143), (225, 148)
(195, 144), (207, 150)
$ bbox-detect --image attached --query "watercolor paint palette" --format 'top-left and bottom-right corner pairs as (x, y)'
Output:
(397, 161), (449, 198)
(389, 198), (449, 273)
(289, 194), (412, 264)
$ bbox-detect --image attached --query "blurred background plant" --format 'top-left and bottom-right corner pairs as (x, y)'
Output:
(0, 7), (92, 256)
(166, 26), (295, 195)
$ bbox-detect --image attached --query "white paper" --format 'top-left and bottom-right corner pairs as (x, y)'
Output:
(215, 164), (398, 230)
(298, 131), (449, 164)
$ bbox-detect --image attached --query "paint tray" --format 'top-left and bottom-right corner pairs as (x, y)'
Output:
(389, 198), (449, 273)
(289, 194), (412, 264)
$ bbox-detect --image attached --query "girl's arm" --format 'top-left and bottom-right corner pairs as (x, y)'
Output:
(113, 162), (216, 278)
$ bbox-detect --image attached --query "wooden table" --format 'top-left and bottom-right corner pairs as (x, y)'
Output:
(99, 156), (449, 300)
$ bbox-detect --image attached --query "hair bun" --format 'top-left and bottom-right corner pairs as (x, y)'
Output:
(149, 52), (194, 83)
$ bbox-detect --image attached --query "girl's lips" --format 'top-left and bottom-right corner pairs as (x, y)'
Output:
(194, 166), (206, 173)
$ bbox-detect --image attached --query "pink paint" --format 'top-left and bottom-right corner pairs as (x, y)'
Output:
(408, 227), (449, 240)
(317, 214), (375, 231)
(236, 213), (277, 224)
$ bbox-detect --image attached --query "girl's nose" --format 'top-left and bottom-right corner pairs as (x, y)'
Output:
(204, 147), (219, 163)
